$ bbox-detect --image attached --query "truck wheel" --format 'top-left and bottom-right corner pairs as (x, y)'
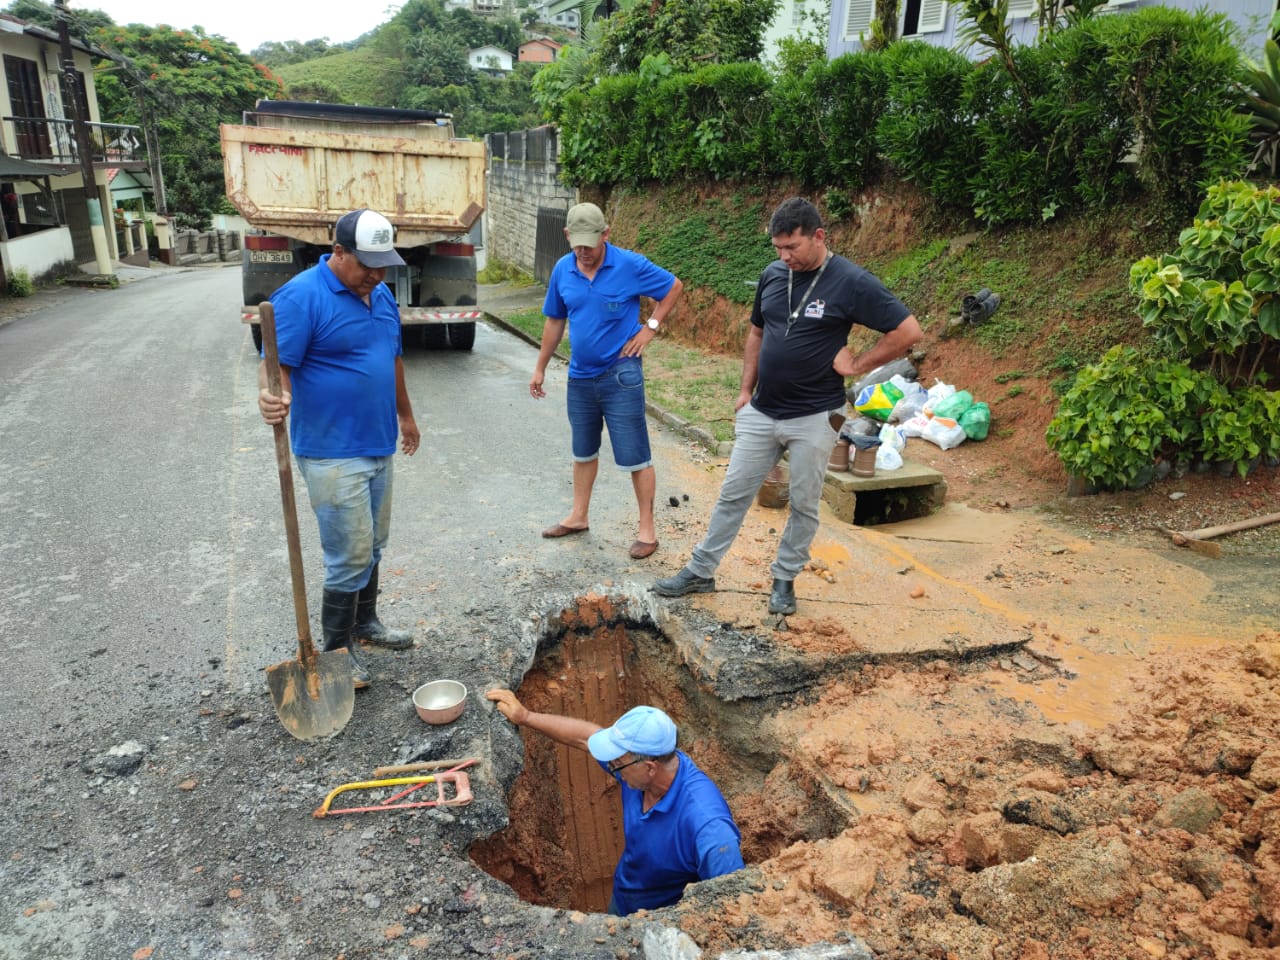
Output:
(251, 323), (263, 353)
(446, 322), (476, 351)
(414, 325), (449, 350)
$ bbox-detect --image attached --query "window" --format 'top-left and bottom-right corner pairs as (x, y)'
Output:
(792, 0), (806, 28)
(843, 0), (874, 40)
(903, 0), (947, 35)
(4, 55), (50, 158)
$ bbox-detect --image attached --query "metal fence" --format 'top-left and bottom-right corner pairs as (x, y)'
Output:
(534, 206), (570, 282)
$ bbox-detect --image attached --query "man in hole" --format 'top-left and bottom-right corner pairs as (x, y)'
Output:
(485, 690), (743, 914)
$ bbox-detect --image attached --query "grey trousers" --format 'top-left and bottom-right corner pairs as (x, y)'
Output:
(687, 405), (837, 582)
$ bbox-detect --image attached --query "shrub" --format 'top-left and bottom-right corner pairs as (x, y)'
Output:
(1129, 180), (1280, 386)
(875, 41), (977, 210)
(7, 268), (34, 297)
(1200, 385), (1280, 473)
(1045, 345), (1221, 489)
(770, 52), (887, 189)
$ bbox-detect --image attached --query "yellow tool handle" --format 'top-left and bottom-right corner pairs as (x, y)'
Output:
(313, 775), (437, 817)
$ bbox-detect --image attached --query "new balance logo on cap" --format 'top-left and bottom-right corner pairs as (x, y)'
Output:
(334, 209), (406, 269)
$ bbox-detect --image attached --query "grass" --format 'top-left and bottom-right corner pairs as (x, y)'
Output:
(643, 341), (741, 442)
(478, 259), (537, 286)
(502, 307), (561, 355)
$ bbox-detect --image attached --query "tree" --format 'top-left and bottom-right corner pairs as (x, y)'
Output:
(93, 24), (282, 223)
(4, 0), (112, 39)
(595, 0), (778, 73)
(248, 39), (341, 70)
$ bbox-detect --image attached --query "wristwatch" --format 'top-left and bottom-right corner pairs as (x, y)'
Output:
(646, 317), (660, 331)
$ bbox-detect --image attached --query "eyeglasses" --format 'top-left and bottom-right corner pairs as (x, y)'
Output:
(606, 756), (647, 775)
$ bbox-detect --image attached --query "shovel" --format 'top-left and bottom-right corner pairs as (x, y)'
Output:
(260, 301), (355, 740)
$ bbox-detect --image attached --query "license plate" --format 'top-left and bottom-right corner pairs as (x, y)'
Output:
(250, 250), (293, 264)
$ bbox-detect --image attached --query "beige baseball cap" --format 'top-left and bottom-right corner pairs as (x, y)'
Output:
(565, 202), (607, 248)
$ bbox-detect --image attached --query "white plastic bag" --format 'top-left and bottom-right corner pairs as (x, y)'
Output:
(888, 380), (928, 422)
(876, 444), (904, 471)
(878, 422), (905, 452)
(920, 415), (967, 450)
(922, 380), (957, 417)
(900, 414), (931, 438)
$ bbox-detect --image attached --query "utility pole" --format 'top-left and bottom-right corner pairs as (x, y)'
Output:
(55, 0), (112, 275)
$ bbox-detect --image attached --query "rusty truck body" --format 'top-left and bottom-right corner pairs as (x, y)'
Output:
(220, 99), (487, 350)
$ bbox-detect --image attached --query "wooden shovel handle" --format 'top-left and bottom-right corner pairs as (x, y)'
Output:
(260, 302), (317, 665)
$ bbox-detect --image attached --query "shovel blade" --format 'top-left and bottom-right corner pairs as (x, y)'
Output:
(266, 649), (356, 741)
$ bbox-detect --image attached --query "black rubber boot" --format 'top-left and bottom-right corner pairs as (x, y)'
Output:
(767, 578), (797, 616)
(321, 588), (370, 689)
(353, 564), (414, 650)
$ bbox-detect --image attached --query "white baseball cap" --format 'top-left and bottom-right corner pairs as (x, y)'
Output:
(334, 209), (405, 268)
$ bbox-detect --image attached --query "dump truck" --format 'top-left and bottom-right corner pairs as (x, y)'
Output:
(220, 99), (487, 351)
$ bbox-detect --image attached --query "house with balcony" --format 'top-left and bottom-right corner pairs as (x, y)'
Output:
(825, 1), (1274, 60)
(0, 12), (148, 284)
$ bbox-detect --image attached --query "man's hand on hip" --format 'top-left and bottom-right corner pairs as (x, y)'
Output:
(620, 326), (656, 358)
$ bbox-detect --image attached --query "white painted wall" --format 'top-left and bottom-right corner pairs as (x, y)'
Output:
(1, 226), (74, 280)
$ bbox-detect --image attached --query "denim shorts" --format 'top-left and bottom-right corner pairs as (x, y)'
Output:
(566, 356), (652, 470)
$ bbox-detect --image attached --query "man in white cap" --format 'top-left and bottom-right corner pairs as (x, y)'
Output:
(485, 688), (744, 914)
(530, 201), (684, 561)
(258, 209), (421, 690)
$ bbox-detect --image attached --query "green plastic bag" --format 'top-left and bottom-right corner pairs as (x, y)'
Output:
(959, 401), (990, 440)
(932, 389), (973, 421)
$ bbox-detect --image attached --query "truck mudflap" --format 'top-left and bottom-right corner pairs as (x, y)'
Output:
(239, 305), (484, 325)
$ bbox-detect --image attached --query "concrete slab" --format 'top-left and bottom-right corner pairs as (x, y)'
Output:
(822, 459), (948, 525)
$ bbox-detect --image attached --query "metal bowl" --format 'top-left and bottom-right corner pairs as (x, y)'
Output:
(412, 680), (467, 725)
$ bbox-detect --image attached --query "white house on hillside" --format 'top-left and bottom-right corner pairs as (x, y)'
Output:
(469, 44), (514, 74)
(825, 0), (1276, 60)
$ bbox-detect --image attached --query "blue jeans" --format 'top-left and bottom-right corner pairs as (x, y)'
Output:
(688, 405), (837, 582)
(566, 356), (652, 471)
(295, 456), (393, 593)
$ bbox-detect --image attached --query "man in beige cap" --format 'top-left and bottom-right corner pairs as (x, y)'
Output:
(530, 202), (684, 560)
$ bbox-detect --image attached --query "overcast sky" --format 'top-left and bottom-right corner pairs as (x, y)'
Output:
(72, 0), (392, 54)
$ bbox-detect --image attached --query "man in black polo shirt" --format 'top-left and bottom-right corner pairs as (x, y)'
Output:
(654, 197), (922, 615)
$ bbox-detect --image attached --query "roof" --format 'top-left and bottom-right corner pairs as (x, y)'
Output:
(0, 154), (76, 179)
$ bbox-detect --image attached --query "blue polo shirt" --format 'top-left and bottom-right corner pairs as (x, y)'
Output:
(603, 751), (744, 915)
(543, 243), (676, 379)
(270, 255), (403, 458)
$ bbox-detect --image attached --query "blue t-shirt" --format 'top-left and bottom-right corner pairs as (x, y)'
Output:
(603, 751), (744, 915)
(270, 255), (403, 458)
(543, 244), (676, 379)
(750, 254), (910, 420)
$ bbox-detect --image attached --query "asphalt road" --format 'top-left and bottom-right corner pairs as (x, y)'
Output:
(0, 263), (731, 960)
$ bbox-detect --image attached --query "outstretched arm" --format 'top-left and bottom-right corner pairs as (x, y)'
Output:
(485, 689), (601, 752)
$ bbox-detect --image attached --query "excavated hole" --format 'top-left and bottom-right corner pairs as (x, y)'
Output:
(469, 595), (848, 914)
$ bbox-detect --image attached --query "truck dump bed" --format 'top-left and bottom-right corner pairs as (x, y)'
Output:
(221, 101), (485, 247)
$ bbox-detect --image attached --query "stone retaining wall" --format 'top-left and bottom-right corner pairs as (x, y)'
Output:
(485, 127), (576, 276)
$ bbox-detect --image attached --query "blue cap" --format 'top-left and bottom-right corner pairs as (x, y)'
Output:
(587, 706), (677, 761)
